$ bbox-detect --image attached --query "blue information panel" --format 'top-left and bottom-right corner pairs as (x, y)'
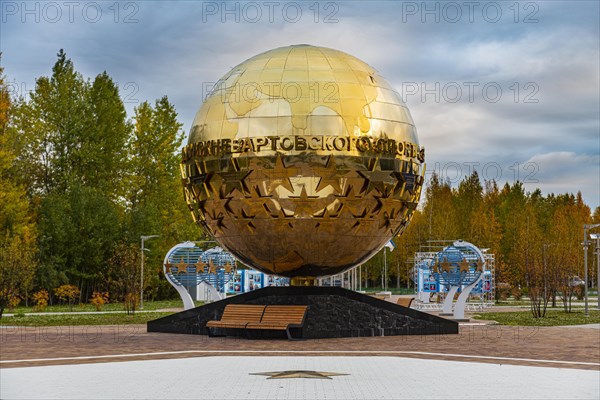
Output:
(226, 270), (289, 294)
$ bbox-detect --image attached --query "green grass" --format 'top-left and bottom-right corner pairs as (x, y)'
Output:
(495, 297), (598, 307)
(474, 309), (600, 326)
(0, 312), (175, 326)
(363, 287), (415, 295)
(7, 299), (201, 314)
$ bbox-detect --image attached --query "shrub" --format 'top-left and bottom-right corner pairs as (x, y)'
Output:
(7, 295), (21, 311)
(124, 292), (139, 315)
(496, 282), (512, 301)
(574, 285), (585, 300)
(54, 284), (80, 311)
(511, 287), (523, 300)
(32, 289), (49, 312)
(91, 291), (109, 311)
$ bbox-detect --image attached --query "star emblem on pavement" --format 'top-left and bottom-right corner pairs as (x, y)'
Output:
(250, 370), (349, 380)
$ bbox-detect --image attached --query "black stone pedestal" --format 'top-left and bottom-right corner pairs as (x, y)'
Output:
(147, 286), (458, 339)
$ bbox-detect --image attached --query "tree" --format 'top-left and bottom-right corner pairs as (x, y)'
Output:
(123, 97), (198, 301)
(107, 242), (141, 315)
(81, 71), (131, 198)
(421, 172), (457, 242)
(470, 180), (502, 264)
(0, 233), (37, 318)
(9, 50), (89, 196)
(1, 64), (35, 239)
(9, 51), (130, 299)
(53, 284), (80, 311)
(38, 184), (121, 299)
(0, 63), (38, 316)
(454, 170), (483, 239)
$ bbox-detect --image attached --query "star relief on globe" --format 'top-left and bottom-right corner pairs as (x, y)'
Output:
(180, 44), (425, 279)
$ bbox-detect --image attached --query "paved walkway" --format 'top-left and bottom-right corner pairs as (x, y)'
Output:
(559, 323), (600, 329)
(2, 356), (598, 399)
(1, 324), (598, 399)
(1, 324), (598, 370)
(2, 310), (171, 317)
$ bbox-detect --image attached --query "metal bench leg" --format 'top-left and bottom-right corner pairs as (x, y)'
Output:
(286, 327), (303, 341)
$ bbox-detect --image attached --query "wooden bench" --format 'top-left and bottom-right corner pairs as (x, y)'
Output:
(245, 305), (308, 340)
(397, 297), (414, 308)
(206, 304), (266, 335)
(371, 294), (387, 300)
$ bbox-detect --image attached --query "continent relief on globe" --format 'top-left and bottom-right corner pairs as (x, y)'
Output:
(180, 45), (425, 278)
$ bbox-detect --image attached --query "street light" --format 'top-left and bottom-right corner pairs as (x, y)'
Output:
(591, 233), (600, 311)
(140, 235), (159, 310)
(582, 224), (600, 317)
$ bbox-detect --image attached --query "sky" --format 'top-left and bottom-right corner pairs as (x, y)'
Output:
(1, 0), (599, 207)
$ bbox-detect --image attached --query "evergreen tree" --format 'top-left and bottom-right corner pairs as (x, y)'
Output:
(125, 97), (198, 300)
(454, 170), (483, 239)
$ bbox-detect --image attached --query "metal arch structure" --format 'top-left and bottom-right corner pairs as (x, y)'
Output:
(439, 240), (486, 320)
(163, 242), (237, 310)
(412, 240), (495, 317)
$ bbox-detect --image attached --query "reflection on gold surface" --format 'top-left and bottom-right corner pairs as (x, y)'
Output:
(182, 45), (425, 278)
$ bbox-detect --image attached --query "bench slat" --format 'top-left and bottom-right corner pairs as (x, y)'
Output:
(396, 298), (414, 308)
(248, 305), (308, 328)
(206, 304), (266, 330)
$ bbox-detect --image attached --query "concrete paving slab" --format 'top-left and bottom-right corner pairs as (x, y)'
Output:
(1, 356), (598, 400)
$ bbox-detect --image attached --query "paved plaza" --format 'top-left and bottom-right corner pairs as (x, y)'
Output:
(1, 324), (599, 399)
(2, 355), (598, 400)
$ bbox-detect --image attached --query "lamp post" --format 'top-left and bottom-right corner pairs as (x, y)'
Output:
(591, 233), (600, 311)
(383, 246), (387, 292)
(582, 224), (600, 317)
(140, 235), (159, 310)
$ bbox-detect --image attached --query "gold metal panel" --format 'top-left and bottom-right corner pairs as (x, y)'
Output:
(332, 69), (359, 83)
(265, 58), (287, 69)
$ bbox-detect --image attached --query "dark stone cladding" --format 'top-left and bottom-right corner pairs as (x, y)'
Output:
(147, 286), (458, 339)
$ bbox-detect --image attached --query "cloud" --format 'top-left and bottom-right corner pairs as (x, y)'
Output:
(1, 0), (598, 206)
(523, 152), (600, 204)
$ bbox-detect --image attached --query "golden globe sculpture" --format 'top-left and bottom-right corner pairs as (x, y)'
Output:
(181, 45), (425, 282)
